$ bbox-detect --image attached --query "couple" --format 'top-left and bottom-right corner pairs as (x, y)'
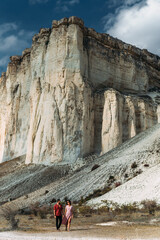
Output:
(53, 199), (73, 231)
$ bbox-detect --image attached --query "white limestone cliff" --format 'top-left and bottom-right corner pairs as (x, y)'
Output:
(101, 89), (157, 154)
(0, 16), (160, 165)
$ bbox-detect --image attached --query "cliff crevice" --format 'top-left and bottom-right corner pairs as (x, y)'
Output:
(0, 16), (160, 164)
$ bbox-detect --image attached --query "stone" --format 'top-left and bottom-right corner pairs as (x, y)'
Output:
(101, 89), (157, 154)
(0, 17), (160, 165)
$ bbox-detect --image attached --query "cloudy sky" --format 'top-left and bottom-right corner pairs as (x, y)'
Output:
(0, 0), (160, 75)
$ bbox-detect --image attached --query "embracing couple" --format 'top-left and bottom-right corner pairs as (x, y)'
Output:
(53, 199), (73, 231)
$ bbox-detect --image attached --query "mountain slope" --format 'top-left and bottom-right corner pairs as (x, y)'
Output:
(1, 123), (160, 212)
(88, 163), (160, 206)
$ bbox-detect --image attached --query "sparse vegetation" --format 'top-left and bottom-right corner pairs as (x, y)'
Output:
(120, 203), (138, 214)
(101, 200), (139, 215)
(109, 175), (115, 180)
(51, 198), (56, 203)
(141, 200), (159, 215)
(136, 169), (143, 175)
(97, 206), (109, 214)
(131, 162), (138, 169)
(2, 206), (19, 230)
(115, 182), (121, 188)
(78, 196), (85, 206)
(28, 202), (53, 219)
(144, 164), (149, 167)
(91, 164), (100, 171)
(38, 205), (51, 219)
(29, 201), (40, 216)
(83, 186), (112, 203)
(78, 206), (93, 216)
(45, 190), (49, 195)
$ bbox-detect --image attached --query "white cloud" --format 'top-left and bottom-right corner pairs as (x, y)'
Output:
(0, 23), (17, 37)
(68, 0), (79, 5)
(107, 0), (143, 9)
(29, 0), (49, 4)
(104, 0), (160, 55)
(0, 23), (35, 72)
(0, 56), (9, 67)
(56, 0), (79, 12)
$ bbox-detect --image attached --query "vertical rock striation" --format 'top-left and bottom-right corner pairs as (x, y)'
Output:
(101, 89), (157, 154)
(0, 16), (160, 164)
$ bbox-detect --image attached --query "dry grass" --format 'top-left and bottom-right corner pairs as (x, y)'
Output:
(1, 206), (19, 230)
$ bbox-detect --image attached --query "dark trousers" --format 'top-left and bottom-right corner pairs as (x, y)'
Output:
(56, 216), (62, 230)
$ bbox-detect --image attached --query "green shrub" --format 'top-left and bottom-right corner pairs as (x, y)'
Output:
(97, 206), (109, 214)
(101, 201), (138, 215)
(121, 203), (138, 213)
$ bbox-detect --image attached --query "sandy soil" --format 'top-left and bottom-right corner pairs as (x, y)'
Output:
(1, 215), (160, 240)
(1, 225), (160, 240)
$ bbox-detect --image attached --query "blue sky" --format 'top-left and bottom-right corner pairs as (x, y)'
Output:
(0, 0), (160, 75)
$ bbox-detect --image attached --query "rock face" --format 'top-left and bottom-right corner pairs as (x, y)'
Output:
(0, 16), (160, 165)
(101, 90), (157, 154)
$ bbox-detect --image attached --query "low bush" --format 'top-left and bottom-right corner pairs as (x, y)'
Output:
(84, 186), (112, 202)
(115, 182), (121, 188)
(141, 200), (159, 215)
(136, 169), (143, 175)
(101, 201), (138, 215)
(38, 205), (50, 219)
(97, 206), (109, 214)
(72, 205), (79, 218)
(2, 206), (19, 230)
(29, 201), (40, 216)
(19, 207), (32, 215)
(120, 203), (138, 213)
(109, 175), (115, 180)
(91, 164), (100, 171)
(144, 164), (149, 167)
(29, 202), (52, 218)
(78, 206), (93, 216)
(131, 162), (138, 169)
(78, 196), (85, 206)
(51, 198), (56, 203)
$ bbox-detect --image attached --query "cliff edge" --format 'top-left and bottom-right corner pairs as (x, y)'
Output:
(0, 16), (160, 165)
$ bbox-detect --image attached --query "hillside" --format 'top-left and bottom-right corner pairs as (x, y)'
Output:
(1, 123), (160, 213)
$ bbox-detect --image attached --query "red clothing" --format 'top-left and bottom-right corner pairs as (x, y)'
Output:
(54, 204), (63, 216)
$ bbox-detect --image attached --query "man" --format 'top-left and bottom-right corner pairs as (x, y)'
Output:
(53, 199), (63, 230)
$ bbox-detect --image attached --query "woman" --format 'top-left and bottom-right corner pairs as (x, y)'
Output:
(65, 200), (73, 231)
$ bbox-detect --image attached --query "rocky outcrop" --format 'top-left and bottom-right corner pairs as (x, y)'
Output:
(101, 89), (157, 154)
(0, 16), (160, 164)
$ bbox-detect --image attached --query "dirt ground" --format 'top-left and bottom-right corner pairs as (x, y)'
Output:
(1, 214), (160, 240)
